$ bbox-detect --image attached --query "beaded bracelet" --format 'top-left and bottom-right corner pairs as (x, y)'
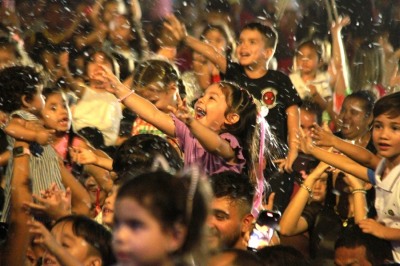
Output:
(352, 188), (367, 195)
(118, 90), (135, 103)
(300, 183), (313, 198)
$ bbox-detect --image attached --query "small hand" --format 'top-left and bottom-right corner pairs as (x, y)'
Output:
(35, 129), (56, 145)
(311, 123), (335, 147)
(358, 218), (387, 239)
(69, 146), (98, 165)
(167, 97), (193, 125)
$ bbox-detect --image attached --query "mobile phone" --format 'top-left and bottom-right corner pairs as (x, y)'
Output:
(247, 210), (281, 251)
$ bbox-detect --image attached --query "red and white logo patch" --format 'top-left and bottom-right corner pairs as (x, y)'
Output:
(261, 88), (277, 109)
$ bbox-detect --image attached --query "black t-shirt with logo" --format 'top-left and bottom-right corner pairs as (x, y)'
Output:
(225, 60), (302, 144)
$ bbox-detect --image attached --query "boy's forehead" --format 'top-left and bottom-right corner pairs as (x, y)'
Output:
(240, 28), (264, 38)
(374, 113), (400, 122)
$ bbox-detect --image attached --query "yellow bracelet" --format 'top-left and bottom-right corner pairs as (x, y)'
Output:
(300, 183), (313, 198)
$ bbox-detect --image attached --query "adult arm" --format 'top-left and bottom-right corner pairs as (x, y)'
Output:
(101, 66), (176, 137)
(279, 161), (329, 235)
(1, 141), (32, 265)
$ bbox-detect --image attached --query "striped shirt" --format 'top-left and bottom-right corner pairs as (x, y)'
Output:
(0, 110), (64, 223)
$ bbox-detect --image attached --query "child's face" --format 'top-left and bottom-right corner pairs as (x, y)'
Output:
(84, 175), (106, 212)
(300, 109), (318, 137)
(113, 197), (176, 266)
(312, 174), (328, 202)
(338, 98), (371, 140)
(296, 45), (320, 75)
(236, 29), (270, 69)
(42, 221), (96, 265)
(102, 185), (118, 228)
(204, 29), (227, 54)
(372, 113), (400, 164)
(42, 93), (71, 132)
(108, 15), (133, 46)
(194, 84), (230, 132)
(28, 85), (45, 115)
(87, 53), (113, 89)
(136, 82), (178, 113)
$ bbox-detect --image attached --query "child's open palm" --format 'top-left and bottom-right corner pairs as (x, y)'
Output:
(311, 123), (335, 147)
(168, 97), (193, 125)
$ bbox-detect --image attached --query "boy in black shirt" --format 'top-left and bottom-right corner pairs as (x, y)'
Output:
(165, 16), (301, 172)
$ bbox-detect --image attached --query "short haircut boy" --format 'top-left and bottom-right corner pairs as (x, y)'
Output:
(373, 91), (400, 118)
(241, 22), (278, 51)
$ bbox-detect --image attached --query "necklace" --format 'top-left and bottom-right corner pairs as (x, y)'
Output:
(334, 206), (353, 227)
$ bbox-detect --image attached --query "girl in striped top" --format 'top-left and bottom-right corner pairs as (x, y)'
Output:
(0, 66), (64, 223)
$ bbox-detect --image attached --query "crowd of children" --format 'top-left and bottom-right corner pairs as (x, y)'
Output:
(0, 0), (400, 265)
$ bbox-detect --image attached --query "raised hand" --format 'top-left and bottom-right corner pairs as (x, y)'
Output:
(163, 14), (188, 44)
(23, 183), (71, 220)
(311, 123), (335, 147)
(167, 96), (193, 125)
(331, 16), (350, 34)
(69, 146), (98, 165)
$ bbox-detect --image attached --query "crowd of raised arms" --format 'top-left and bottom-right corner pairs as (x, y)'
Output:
(0, 0), (400, 265)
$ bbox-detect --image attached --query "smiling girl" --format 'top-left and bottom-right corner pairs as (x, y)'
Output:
(103, 64), (261, 177)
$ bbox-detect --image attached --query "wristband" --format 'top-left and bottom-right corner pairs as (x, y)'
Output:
(118, 90), (135, 103)
(13, 146), (31, 157)
(351, 188), (366, 195)
(300, 183), (313, 198)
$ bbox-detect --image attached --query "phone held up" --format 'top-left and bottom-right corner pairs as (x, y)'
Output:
(247, 209), (281, 251)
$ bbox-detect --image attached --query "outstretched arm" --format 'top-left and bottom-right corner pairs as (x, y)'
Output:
(300, 130), (370, 182)
(164, 14), (228, 73)
(311, 123), (380, 169)
(70, 146), (113, 171)
(170, 99), (236, 161)
(359, 219), (400, 241)
(101, 66), (176, 137)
